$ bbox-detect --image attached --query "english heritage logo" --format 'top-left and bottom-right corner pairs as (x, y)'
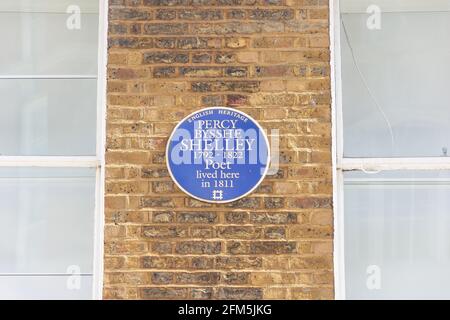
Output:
(166, 107), (270, 203)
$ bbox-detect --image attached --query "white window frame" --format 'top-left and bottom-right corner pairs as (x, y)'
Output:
(0, 0), (108, 300)
(330, 0), (450, 299)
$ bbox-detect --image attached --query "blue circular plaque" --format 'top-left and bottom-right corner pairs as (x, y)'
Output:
(166, 107), (270, 203)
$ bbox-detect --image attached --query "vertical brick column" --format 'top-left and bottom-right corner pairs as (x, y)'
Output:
(104, 0), (333, 300)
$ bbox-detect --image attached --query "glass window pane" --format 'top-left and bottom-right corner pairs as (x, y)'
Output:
(0, 276), (93, 300)
(340, 0), (450, 157)
(344, 170), (450, 299)
(0, 167), (95, 274)
(0, 79), (97, 156)
(0, 0), (99, 13)
(0, 0), (99, 75)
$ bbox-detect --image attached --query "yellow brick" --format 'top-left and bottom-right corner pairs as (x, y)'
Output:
(237, 52), (259, 63)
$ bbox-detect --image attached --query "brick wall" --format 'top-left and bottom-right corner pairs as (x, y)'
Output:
(104, 0), (333, 300)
